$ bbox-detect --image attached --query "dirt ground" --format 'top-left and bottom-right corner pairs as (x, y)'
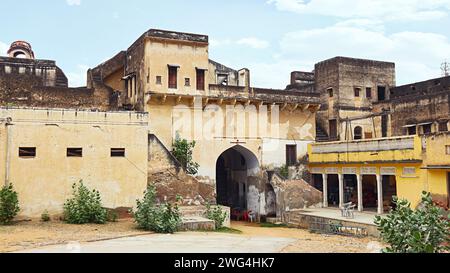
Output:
(1, 220), (381, 253)
(0, 219), (149, 253)
(232, 222), (381, 253)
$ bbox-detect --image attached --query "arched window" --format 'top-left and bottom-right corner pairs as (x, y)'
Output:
(354, 126), (363, 140)
(13, 51), (27, 58)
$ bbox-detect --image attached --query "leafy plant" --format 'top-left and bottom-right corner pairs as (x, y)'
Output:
(0, 184), (20, 225)
(107, 210), (119, 222)
(134, 185), (182, 233)
(63, 180), (108, 224)
(204, 203), (227, 229)
(41, 210), (51, 222)
(279, 165), (289, 179)
(172, 135), (200, 175)
(375, 192), (450, 253)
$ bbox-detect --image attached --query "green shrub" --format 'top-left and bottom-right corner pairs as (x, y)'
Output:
(63, 180), (107, 224)
(172, 135), (200, 175)
(134, 185), (182, 233)
(204, 203), (227, 229)
(0, 184), (20, 225)
(107, 210), (119, 222)
(279, 165), (289, 179)
(375, 191), (450, 253)
(41, 210), (51, 222)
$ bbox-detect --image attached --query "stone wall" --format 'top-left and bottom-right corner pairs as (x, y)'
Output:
(269, 172), (323, 216)
(314, 57), (396, 140)
(0, 57), (115, 111)
(148, 134), (215, 205)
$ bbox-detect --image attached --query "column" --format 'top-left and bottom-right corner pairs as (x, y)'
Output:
(322, 174), (328, 208)
(376, 174), (383, 214)
(338, 173), (344, 209)
(357, 174), (363, 212)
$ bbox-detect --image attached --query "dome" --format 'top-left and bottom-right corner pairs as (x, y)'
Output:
(7, 40), (35, 59)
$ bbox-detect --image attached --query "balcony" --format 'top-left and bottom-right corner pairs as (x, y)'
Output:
(308, 136), (423, 164)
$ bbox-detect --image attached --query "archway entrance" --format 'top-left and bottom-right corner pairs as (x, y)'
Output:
(216, 146), (259, 211)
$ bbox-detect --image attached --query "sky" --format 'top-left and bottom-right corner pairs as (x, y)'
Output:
(1, 0), (450, 88)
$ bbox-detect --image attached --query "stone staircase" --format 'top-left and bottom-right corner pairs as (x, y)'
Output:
(179, 206), (214, 231)
(178, 206), (231, 231)
(316, 123), (330, 142)
(285, 210), (309, 229)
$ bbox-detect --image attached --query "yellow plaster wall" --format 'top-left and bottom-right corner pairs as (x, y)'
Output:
(0, 108), (149, 218)
(144, 39), (210, 96)
(423, 133), (450, 166)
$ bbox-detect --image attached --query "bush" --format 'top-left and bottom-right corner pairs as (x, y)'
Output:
(279, 165), (289, 179)
(375, 191), (450, 253)
(134, 185), (182, 233)
(107, 210), (119, 222)
(41, 210), (51, 222)
(172, 135), (200, 175)
(204, 203), (227, 229)
(0, 184), (20, 225)
(63, 180), (108, 224)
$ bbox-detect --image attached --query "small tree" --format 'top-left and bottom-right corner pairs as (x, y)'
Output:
(0, 184), (20, 225)
(63, 180), (108, 224)
(172, 135), (200, 175)
(375, 191), (450, 253)
(204, 203), (228, 229)
(134, 185), (182, 234)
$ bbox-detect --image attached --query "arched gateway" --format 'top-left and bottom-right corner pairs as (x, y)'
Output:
(215, 145), (259, 211)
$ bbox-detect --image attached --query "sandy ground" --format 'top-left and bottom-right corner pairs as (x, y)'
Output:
(1, 220), (381, 253)
(0, 219), (149, 253)
(232, 222), (380, 253)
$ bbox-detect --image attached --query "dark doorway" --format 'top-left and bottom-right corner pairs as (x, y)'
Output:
(312, 174), (323, 191)
(382, 175), (397, 212)
(378, 86), (386, 101)
(327, 174), (339, 207)
(329, 119), (338, 140)
(354, 127), (363, 140)
(344, 175), (358, 206)
(286, 145), (297, 166)
(382, 115), (388, 137)
(362, 175), (378, 210)
(216, 146), (259, 211)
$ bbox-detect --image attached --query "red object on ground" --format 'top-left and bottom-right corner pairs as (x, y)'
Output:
(242, 211), (249, 222)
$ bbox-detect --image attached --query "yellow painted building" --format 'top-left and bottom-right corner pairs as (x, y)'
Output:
(0, 107), (149, 218)
(308, 133), (450, 214)
(91, 29), (322, 216)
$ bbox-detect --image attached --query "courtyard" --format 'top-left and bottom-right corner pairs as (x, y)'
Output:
(0, 220), (380, 253)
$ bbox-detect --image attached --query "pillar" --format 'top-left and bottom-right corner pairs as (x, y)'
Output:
(322, 174), (328, 208)
(338, 174), (344, 208)
(357, 174), (363, 212)
(376, 174), (383, 214)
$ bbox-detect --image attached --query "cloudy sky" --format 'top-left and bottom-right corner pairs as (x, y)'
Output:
(1, 0), (449, 88)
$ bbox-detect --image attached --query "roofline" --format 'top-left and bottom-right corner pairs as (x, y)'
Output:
(394, 75), (450, 89)
(315, 56), (396, 66)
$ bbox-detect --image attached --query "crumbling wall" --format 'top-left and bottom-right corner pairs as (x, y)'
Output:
(268, 172), (323, 217)
(389, 84), (450, 136)
(0, 57), (115, 111)
(125, 38), (146, 111)
(148, 134), (215, 205)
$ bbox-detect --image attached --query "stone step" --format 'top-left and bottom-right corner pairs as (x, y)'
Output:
(179, 206), (207, 217)
(180, 216), (215, 231)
